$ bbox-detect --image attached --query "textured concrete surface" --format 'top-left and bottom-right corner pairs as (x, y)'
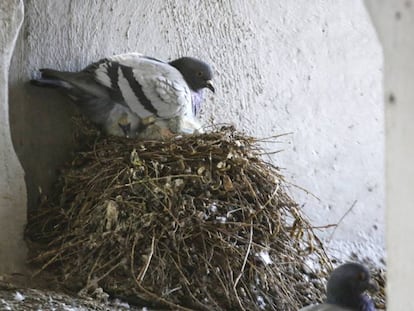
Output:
(0, 0), (27, 274)
(8, 0), (384, 264)
(365, 1), (414, 309)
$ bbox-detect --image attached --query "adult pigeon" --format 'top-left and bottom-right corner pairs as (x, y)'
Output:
(32, 53), (214, 139)
(299, 263), (378, 311)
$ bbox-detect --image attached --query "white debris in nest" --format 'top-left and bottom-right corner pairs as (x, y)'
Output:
(105, 200), (119, 230)
(257, 250), (272, 265)
(257, 295), (266, 309)
(0, 299), (12, 310)
(216, 216), (227, 223)
(302, 254), (324, 275)
(92, 287), (109, 302)
(113, 299), (130, 308)
(173, 178), (184, 188)
(13, 291), (25, 302)
(209, 203), (218, 213)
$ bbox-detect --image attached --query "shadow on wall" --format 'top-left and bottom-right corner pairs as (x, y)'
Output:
(9, 79), (76, 210)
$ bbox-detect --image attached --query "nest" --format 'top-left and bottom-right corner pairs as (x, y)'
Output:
(371, 267), (386, 309)
(26, 125), (333, 310)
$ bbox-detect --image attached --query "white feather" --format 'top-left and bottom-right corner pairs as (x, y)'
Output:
(107, 52), (146, 67)
(95, 63), (112, 88)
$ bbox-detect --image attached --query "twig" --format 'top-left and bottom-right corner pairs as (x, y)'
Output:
(286, 181), (321, 202)
(328, 200), (358, 243)
(233, 220), (253, 311)
(137, 235), (156, 283)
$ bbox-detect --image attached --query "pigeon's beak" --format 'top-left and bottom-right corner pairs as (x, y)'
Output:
(205, 80), (215, 93)
(118, 122), (131, 138)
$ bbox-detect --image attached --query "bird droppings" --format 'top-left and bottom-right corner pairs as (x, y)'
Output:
(13, 291), (25, 301)
(257, 250), (273, 265)
(257, 295), (266, 309)
(208, 203), (218, 213)
(0, 287), (138, 311)
(0, 299), (12, 311)
(215, 216), (227, 223)
(25, 124), (332, 311)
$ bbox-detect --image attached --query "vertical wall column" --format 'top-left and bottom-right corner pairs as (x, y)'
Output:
(364, 1), (414, 310)
(0, 0), (27, 274)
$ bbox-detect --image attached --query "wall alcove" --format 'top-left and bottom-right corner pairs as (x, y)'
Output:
(3, 1), (390, 301)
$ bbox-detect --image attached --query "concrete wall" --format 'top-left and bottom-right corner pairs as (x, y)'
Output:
(0, 0), (26, 274)
(7, 0), (384, 269)
(365, 1), (414, 309)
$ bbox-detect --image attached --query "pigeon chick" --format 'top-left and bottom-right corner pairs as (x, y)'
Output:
(299, 263), (378, 311)
(31, 68), (145, 138)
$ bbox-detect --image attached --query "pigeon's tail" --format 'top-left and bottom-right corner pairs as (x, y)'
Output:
(31, 68), (110, 101)
(30, 69), (74, 89)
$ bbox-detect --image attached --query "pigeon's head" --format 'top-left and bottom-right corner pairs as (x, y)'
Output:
(114, 111), (144, 138)
(117, 114), (135, 138)
(169, 57), (215, 93)
(117, 113), (158, 138)
(326, 263), (378, 309)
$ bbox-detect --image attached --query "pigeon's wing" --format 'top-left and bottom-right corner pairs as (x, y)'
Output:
(299, 304), (354, 311)
(34, 68), (111, 101)
(107, 53), (162, 66)
(92, 53), (192, 119)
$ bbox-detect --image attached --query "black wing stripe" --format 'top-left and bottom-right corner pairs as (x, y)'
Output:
(106, 61), (120, 91)
(120, 65), (157, 115)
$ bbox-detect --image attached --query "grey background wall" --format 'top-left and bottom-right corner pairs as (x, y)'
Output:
(8, 0), (385, 266)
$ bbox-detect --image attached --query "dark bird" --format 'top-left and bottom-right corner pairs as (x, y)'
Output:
(31, 53), (214, 139)
(299, 263), (378, 311)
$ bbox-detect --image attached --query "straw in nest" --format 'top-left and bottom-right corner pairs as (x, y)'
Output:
(26, 126), (333, 310)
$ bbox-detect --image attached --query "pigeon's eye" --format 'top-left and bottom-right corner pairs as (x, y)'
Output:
(357, 272), (366, 281)
(197, 71), (203, 77)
